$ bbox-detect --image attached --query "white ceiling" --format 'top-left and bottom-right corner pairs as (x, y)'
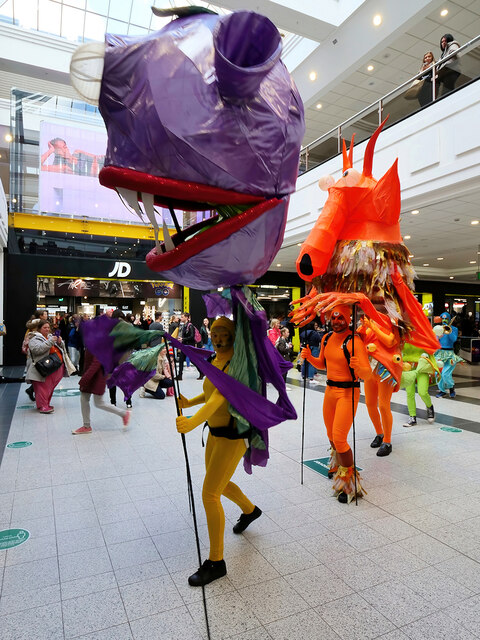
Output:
(1, 0), (479, 284)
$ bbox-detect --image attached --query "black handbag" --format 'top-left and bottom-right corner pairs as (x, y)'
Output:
(34, 351), (63, 377)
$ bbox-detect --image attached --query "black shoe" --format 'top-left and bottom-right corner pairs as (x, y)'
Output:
(370, 434), (384, 448)
(403, 416), (417, 428)
(427, 405), (435, 423)
(337, 492), (348, 504)
(233, 506), (262, 534)
(188, 559), (226, 587)
(176, 376), (182, 381)
(377, 443), (392, 457)
(26, 385), (35, 402)
(449, 388), (456, 399)
(126, 401), (132, 409)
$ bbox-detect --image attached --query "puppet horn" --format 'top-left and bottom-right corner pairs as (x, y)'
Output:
(214, 11), (282, 102)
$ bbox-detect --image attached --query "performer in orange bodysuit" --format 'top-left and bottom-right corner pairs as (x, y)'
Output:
(357, 316), (403, 457)
(301, 305), (372, 503)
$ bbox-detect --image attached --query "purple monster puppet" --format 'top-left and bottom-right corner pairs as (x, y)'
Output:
(70, 6), (305, 289)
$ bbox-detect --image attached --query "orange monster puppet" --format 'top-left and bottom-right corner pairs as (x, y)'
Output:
(292, 119), (440, 465)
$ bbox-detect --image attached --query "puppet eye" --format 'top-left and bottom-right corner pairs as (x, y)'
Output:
(392, 354), (402, 363)
(366, 343), (376, 352)
(342, 168), (361, 187)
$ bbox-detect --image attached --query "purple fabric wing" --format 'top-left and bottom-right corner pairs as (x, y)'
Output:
(203, 293), (233, 318)
(81, 315), (123, 373)
(106, 362), (155, 399)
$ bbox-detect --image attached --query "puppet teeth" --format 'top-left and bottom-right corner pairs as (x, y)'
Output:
(141, 192), (161, 253)
(116, 187), (144, 221)
(162, 219), (175, 252)
(70, 41), (105, 106)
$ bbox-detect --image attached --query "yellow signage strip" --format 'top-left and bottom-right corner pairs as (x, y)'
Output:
(11, 213), (167, 241)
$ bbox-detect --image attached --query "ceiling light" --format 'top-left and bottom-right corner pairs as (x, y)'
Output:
(373, 14), (382, 26)
(409, 254), (414, 258)
(5, 133), (12, 142)
(470, 260), (476, 264)
(440, 9), (448, 17)
(449, 276), (454, 279)
(411, 210), (419, 215)
(437, 257), (444, 260)
(316, 103), (322, 109)
(367, 65), (374, 71)
(12, 198), (17, 203)
(404, 235), (411, 240)
(471, 220), (479, 225)
(423, 263), (429, 266)
(297, 242), (302, 246)
(0, 154), (2, 159)
(276, 263), (282, 267)
(309, 71), (317, 81)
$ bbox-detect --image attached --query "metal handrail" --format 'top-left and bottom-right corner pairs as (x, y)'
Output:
(300, 33), (480, 165)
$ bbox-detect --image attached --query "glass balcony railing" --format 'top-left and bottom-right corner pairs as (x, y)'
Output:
(299, 34), (480, 175)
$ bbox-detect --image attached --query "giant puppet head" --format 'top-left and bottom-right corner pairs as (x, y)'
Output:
(70, 7), (305, 289)
(296, 119), (416, 324)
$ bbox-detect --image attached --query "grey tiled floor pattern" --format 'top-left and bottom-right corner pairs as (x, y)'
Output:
(0, 365), (480, 639)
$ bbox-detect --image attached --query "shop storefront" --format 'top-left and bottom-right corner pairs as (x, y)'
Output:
(5, 253), (182, 365)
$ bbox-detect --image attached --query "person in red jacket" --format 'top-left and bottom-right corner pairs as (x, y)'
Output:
(72, 349), (131, 434)
(301, 305), (372, 503)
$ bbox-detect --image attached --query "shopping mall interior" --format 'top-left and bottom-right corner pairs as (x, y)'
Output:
(0, 1), (480, 639)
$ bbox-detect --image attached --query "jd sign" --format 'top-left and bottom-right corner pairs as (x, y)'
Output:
(108, 262), (132, 278)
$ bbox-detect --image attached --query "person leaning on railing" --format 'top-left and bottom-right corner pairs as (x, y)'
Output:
(417, 51), (436, 107)
(437, 33), (461, 97)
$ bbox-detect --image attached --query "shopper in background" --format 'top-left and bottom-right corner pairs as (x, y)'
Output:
(22, 310), (49, 402)
(168, 315), (179, 336)
(139, 347), (174, 399)
(299, 321), (322, 383)
(26, 320), (70, 413)
(200, 317), (212, 351)
(72, 348), (131, 435)
(417, 51), (436, 107)
(276, 327), (293, 381)
(148, 311), (164, 347)
(67, 315), (81, 374)
(437, 33), (461, 97)
(177, 312), (200, 380)
(267, 318), (281, 346)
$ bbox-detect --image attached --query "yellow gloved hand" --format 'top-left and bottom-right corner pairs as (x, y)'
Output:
(176, 415), (196, 434)
(177, 393), (190, 409)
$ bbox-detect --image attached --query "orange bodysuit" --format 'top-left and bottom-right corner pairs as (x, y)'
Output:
(305, 329), (371, 460)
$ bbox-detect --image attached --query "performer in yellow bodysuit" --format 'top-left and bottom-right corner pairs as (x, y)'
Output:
(176, 316), (261, 586)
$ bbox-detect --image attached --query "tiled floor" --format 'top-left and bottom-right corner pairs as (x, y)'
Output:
(0, 363), (480, 639)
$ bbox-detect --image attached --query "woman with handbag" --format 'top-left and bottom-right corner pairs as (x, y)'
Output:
(417, 51), (436, 107)
(26, 320), (71, 414)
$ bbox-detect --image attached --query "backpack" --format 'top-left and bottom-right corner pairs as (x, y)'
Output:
(193, 325), (202, 345)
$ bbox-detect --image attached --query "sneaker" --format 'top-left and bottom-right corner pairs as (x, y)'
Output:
(126, 400), (132, 409)
(377, 442), (392, 457)
(370, 434), (384, 448)
(436, 391), (446, 398)
(449, 388), (456, 398)
(122, 409), (131, 428)
(427, 405), (435, 423)
(139, 389), (146, 398)
(188, 559), (226, 587)
(72, 426), (92, 435)
(403, 416), (417, 428)
(39, 408), (54, 414)
(233, 505), (262, 534)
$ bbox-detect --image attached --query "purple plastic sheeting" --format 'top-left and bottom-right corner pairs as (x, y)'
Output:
(99, 11), (304, 198)
(152, 198), (289, 289)
(203, 293), (233, 319)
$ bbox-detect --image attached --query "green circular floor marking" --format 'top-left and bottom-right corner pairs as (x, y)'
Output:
(440, 426), (463, 433)
(52, 389), (81, 396)
(0, 529), (30, 550)
(7, 441), (32, 449)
